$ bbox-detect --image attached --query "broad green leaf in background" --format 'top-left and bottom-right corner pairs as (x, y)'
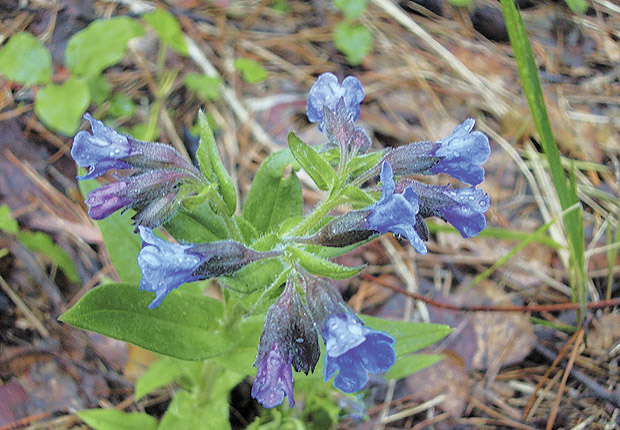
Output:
(243, 150), (302, 234)
(334, 0), (367, 19)
(78, 169), (142, 284)
(233, 58), (268, 84)
(77, 409), (157, 430)
(0, 204), (19, 234)
(445, 0), (471, 5)
(143, 9), (188, 56)
(60, 283), (242, 360)
(108, 93), (136, 118)
(65, 17), (145, 77)
(221, 260), (289, 312)
(18, 231), (80, 283)
(35, 79), (90, 135)
(286, 246), (365, 280)
(85, 74), (112, 106)
(564, 0), (588, 13)
(135, 357), (186, 400)
(384, 354), (443, 380)
(333, 21), (373, 66)
(184, 73), (222, 101)
(213, 315), (264, 374)
(288, 132), (334, 191)
(0, 32), (52, 85)
(197, 110), (237, 215)
(360, 315), (453, 357)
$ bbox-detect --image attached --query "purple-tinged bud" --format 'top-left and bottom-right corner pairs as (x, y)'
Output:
(322, 100), (372, 156)
(84, 181), (133, 220)
(307, 73), (364, 131)
(71, 113), (134, 180)
(396, 179), (490, 238)
(305, 277), (395, 394)
(429, 119), (490, 186)
(252, 278), (319, 408)
(137, 227), (277, 308)
(380, 141), (442, 177)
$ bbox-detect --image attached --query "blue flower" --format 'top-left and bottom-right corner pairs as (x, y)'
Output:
(399, 180), (490, 238)
(322, 313), (395, 394)
(251, 343), (295, 408)
(430, 119), (490, 186)
(307, 73), (364, 130)
(367, 162), (427, 253)
(137, 227), (202, 308)
(71, 113), (135, 180)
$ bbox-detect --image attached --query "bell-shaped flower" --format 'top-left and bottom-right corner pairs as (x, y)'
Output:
(398, 180), (490, 238)
(307, 73), (364, 131)
(366, 162), (426, 253)
(71, 113), (135, 180)
(429, 118), (490, 186)
(252, 277), (319, 408)
(137, 227), (278, 308)
(305, 277), (395, 394)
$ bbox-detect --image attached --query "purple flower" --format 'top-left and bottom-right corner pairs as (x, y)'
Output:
(307, 73), (364, 130)
(84, 181), (133, 220)
(251, 344), (295, 408)
(366, 162), (427, 253)
(430, 119), (490, 186)
(137, 227), (202, 308)
(304, 277), (395, 394)
(399, 180), (490, 238)
(137, 227), (277, 308)
(321, 99), (372, 156)
(322, 313), (395, 394)
(71, 113), (135, 180)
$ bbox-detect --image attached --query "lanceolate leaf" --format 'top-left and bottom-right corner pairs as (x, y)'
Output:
(77, 410), (157, 430)
(197, 110), (237, 216)
(60, 283), (242, 360)
(165, 205), (230, 244)
(286, 246), (365, 280)
(384, 354), (443, 380)
(243, 149), (302, 234)
(288, 131), (334, 191)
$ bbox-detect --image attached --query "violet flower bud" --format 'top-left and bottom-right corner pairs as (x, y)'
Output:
(307, 73), (364, 131)
(252, 277), (320, 408)
(305, 277), (395, 394)
(84, 181), (133, 220)
(137, 227), (277, 308)
(322, 100), (371, 156)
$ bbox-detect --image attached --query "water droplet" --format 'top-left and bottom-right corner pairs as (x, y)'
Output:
(296, 337), (304, 343)
(109, 151), (115, 156)
(469, 195), (475, 201)
(453, 151), (460, 157)
(479, 201), (486, 207)
(178, 257), (184, 263)
(114, 148), (120, 153)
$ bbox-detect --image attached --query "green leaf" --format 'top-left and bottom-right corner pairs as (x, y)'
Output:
(341, 185), (375, 206)
(18, 231), (80, 283)
(197, 110), (237, 216)
(233, 58), (268, 84)
(286, 246), (365, 280)
(243, 150), (302, 234)
(143, 9), (188, 55)
(165, 205), (230, 244)
(213, 315), (264, 374)
(78, 170), (142, 284)
(360, 315), (453, 356)
(108, 93), (136, 118)
(445, 0), (471, 5)
(135, 357), (186, 400)
(334, 0), (367, 19)
(0, 32), (51, 85)
(77, 410), (157, 430)
(0, 204), (19, 234)
(333, 21), (373, 66)
(384, 354), (443, 380)
(59, 283), (242, 360)
(85, 74), (111, 106)
(35, 79), (90, 135)
(500, 0), (586, 314)
(184, 73), (222, 101)
(221, 260), (289, 311)
(564, 0), (588, 13)
(287, 132), (334, 191)
(66, 17), (145, 77)
(347, 150), (384, 177)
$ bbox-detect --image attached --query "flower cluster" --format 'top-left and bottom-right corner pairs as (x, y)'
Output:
(70, 72), (491, 412)
(72, 114), (207, 228)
